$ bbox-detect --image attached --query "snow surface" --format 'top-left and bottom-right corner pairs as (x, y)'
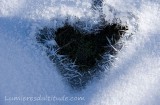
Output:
(0, 0), (160, 105)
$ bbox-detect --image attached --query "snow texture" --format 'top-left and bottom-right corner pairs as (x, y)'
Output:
(0, 0), (160, 105)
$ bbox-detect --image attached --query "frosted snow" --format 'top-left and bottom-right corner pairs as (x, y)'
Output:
(0, 0), (160, 105)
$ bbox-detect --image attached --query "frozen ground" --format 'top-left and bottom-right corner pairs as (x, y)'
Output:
(0, 0), (160, 105)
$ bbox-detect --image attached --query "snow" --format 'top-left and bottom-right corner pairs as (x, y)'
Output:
(0, 21), (70, 105)
(0, 0), (160, 105)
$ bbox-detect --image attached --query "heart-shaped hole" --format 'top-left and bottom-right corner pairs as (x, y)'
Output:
(36, 20), (128, 90)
